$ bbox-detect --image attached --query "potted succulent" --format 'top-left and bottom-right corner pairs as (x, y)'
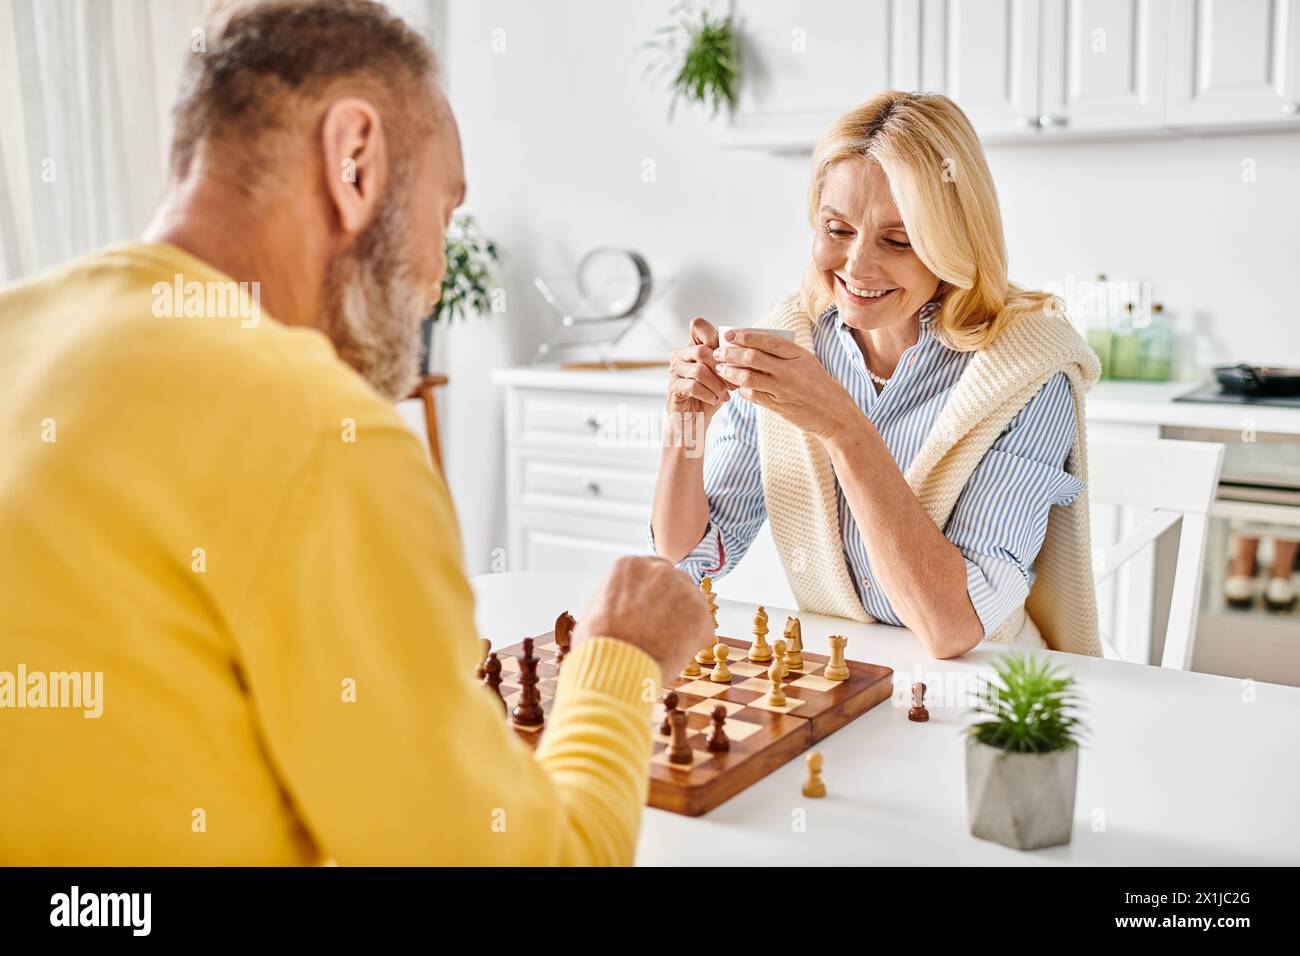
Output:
(643, 1), (741, 120)
(421, 214), (500, 373)
(964, 653), (1087, 850)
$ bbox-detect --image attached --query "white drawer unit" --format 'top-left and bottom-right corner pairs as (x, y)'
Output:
(507, 386), (666, 465)
(511, 508), (656, 575)
(513, 455), (660, 520)
(492, 366), (669, 575)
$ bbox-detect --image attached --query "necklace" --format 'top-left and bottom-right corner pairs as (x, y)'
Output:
(866, 367), (890, 387)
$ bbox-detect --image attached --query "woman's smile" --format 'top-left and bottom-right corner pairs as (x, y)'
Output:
(835, 274), (898, 304)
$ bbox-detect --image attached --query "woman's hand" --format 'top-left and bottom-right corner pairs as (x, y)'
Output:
(667, 317), (731, 423)
(713, 329), (863, 445)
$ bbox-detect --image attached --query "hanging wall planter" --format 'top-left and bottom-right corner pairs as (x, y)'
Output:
(643, 1), (741, 120)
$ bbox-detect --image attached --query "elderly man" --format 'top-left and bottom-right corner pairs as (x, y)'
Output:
(0, 0), (708, 865)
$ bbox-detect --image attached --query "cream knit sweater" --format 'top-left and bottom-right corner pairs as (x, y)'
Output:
(754, 292), (1103, 656)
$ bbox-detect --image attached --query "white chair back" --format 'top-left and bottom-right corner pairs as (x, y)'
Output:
(1088, 438), (1224, 670)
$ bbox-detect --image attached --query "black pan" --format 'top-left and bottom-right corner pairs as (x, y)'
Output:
(1214, 364), (1300, 398)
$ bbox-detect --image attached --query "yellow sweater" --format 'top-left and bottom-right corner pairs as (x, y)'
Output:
(0, 243), (659, 865)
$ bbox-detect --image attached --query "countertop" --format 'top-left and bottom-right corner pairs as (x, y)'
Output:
(491, 365), (1300, 435)
(472, 572), (1300, 865)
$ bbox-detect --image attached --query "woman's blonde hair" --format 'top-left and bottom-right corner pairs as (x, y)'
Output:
(800, 90), (1059, 351)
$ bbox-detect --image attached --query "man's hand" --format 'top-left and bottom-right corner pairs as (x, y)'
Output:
(573, 556), (712, 677)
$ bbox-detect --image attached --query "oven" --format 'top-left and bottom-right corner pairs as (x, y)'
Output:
(1163, 424), (1300, 685)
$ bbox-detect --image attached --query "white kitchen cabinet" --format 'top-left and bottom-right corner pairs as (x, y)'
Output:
(721, 0), (1299, 148)
(922, 0), (1170, 139)
(920, 0), (1041, 137)
(1037, 0), (1171, 134)
(1166, 0), (1300, 129)
(720, 0), (921, 149)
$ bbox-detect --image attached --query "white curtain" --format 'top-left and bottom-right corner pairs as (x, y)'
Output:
(0, 0), (208, 282)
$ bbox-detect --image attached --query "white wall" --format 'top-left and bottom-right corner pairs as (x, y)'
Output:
(432, 0), (1300, 572)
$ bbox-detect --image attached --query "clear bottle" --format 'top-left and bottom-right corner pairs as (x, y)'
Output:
(1137, 302), (1173, 382)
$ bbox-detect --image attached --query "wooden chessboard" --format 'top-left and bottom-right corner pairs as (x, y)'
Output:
(494, 632), (893, 817)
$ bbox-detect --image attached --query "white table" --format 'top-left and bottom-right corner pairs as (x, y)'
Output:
(472, 571), (1300, 865)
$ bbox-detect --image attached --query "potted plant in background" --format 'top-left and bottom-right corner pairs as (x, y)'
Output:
(643, 1), (741, 120)
(422, 213), (500, 374)
(965, 653), (1087, 850)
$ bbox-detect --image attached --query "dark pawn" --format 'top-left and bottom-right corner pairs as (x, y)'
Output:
(908, 681), (930, 722)
(483, 653), (506, 715)
(512, 638), (545, 728)
(667, 710), (693, 765)
(554, 611), (575, 669)
(659, 690), (679, 736)
(706, 705), (730, 752)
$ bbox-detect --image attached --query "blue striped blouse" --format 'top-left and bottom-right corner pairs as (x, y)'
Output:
(658, 299), (1084, 637)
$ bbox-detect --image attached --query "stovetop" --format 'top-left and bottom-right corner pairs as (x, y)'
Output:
(1173, 383), (1300, 409)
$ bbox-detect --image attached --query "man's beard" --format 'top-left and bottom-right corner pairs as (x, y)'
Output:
(322, 197), (434, 402)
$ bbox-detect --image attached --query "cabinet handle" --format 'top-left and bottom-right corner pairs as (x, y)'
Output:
(1017, 115), (1037, 128)
(1283, 102), (1299, 115)
(584, 480), (602, 496)
(583, 415), (601, 430)
(1038, 114), (1068, 129)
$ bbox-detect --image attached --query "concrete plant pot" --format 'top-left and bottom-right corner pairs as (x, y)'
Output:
(965, 738), (1078, 850)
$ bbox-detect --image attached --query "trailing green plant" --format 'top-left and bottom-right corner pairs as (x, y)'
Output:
(643, 1), (740, 119)
(435, 214), (500, 324)
(965, 653), (1087, 754)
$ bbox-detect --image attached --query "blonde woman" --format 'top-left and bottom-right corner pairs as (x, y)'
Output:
(651, 91), (1101, 660)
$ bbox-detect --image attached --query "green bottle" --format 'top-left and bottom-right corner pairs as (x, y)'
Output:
(1084, 273), (1113, 379)
(1110, 302), (1141, 380)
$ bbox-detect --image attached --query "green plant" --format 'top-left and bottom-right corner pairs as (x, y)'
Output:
(435, 214), (500, 324)
(644, 1), (740, 119)
(965, 653), (1087, 754)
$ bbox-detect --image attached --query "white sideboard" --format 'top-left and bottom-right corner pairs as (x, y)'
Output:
(491, 368), (663, 576)
(720, 0), (1300, 150)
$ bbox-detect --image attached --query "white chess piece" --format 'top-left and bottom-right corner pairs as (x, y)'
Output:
(709, 642), (732, 683)
(824, 634), (849, 681)
(765, 659), (786, 707)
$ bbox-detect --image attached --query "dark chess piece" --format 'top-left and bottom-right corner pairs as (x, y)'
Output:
(659, 690), (679, 736)
(483, 653), (506, 715)
(512, 638), (545, 728)
(554, 611), (575, 669)
(705, 705), (730, 752)
(667, 710), (693, 765)
(908, 681), (930, 722)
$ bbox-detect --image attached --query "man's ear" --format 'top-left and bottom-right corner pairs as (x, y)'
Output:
(320, 97), (388, 238)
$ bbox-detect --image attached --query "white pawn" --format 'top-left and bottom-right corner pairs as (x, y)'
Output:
(765, 658), (786, 707)
(771, 639), (788, 679)
(709, 643), (732, 683)
(802, 752), (826, 798)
